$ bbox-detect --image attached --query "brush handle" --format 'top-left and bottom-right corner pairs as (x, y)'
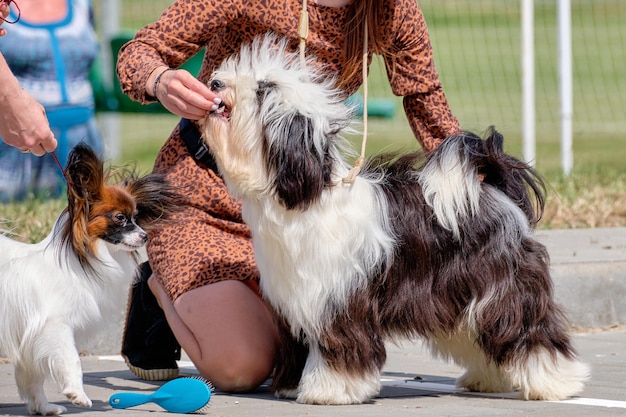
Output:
(109, 377), (212, 413)
(109, 391), (166, 409)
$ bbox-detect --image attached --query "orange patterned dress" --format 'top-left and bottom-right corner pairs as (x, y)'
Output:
(116, 0), (460, 301)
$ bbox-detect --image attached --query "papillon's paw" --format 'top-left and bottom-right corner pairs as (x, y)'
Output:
(62, 387), (92, 408)
(27, 401), (67, 416)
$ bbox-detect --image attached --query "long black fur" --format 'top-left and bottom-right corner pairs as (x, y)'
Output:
(271, 128), (584, 400)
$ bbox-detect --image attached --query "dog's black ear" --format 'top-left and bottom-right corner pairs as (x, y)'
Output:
(65, 143), (104, 201)
(61, 143), (105, 269)
(125, 173), (182, 231)
(266, 112), (333, 211)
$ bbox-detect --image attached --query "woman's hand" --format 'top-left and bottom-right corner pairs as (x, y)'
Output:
(0, 50), (57, 156)
(149, 66), (221, 120)
(0, 1), (10, 36)
(0, 85), (58, 156)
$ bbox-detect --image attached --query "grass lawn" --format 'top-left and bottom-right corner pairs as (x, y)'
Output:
(2, 114), (624, 243)
(2, 0), (624, 242)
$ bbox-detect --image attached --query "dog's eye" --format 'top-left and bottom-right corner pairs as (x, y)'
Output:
(112, 213), (127, 225)
(210, 79), (226, 91)
(257, 80), (276, 91)
(256, 80), (276, 103)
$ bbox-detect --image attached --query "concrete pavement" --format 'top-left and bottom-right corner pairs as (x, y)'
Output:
(0, 227), (625, 416)
(0, 330), (625, 416)
(537, 227), (626, 329)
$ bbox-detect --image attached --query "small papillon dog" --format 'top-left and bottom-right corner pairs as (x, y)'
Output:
(0, 144), (179, 415)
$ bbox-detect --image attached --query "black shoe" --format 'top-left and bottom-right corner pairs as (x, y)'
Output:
(121, 261), (181, 381)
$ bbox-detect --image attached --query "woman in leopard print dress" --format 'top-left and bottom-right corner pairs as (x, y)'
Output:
(117, 0), (460, 392)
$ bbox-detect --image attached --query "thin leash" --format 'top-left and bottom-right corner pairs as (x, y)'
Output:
(44, 145), (72, 188)
(342, 18), (368, 184)
(298, 0), (368, 184)
(50, 150), (66, 178)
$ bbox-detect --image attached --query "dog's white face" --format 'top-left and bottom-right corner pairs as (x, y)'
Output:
(201, 34), (355, 210)
(96, 206), (149, 253)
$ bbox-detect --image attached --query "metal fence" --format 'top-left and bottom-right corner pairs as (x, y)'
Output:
(94, 0), (626, 170)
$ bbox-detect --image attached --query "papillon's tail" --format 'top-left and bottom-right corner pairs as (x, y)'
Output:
(419, 127), (545, 237)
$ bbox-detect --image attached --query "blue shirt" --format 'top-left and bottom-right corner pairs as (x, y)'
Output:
(0, 0), (103, 201)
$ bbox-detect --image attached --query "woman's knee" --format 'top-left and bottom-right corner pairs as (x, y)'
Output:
(171, 281), (279, 392)
(197, 347), (275, 392)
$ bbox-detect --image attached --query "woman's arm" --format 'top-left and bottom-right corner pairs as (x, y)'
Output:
(386, 0), (460, 151)
(116, 0), (227, 119)
(0, 52), (57, 155)
(403, 91), (460, 152)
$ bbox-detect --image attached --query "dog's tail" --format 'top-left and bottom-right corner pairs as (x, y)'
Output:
(420, 127), (545, 237)
(475, 127), (546, 225)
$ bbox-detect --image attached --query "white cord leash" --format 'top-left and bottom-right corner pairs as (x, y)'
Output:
(298, 0), (368, 184)
(342, 18), (368, 184)
(298, 0), (309, 64)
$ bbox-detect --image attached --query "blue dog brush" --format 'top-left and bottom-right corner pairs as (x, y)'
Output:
(109, 376), (212, 414)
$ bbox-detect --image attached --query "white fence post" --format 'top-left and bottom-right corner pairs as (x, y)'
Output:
(558, 0), (573, 176)
(97, 0), (121, 160)
(521, 0), (536, 167)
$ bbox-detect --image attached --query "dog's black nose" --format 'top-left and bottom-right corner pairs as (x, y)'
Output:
(210, 79), (226, 92)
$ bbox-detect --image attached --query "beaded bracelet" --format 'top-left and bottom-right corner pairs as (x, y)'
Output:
(153, 68), (174, 101)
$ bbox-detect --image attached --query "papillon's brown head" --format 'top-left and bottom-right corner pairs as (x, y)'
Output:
(60, 144), (180, 269)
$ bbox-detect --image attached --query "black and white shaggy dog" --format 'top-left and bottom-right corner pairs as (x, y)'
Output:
(200, 34), (589, 405)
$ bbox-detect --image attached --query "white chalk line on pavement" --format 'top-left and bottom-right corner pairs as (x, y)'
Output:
(100, 356), (626, 409)
(382, 379), (626, 409)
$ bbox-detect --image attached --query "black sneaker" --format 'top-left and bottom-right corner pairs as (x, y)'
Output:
(121, 262), (181, 381)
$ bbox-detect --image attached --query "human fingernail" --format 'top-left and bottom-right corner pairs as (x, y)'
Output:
(211, 104), (219, 111)
(213, 97), (222, 104)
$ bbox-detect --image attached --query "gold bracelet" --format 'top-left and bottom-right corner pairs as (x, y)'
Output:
(153, 68), (174, 101)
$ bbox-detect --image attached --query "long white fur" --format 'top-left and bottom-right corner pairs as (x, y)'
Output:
(419, 143), (483, 239)
(296, 345), (381, 405)
(207, 35), (357, 199)
(201, 34), (589, 405)
(0, 214), (143, 415)
(247, 179), (395, 340)
(207, 36), (396, 341)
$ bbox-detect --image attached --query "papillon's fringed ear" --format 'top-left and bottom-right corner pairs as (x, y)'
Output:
(125, 173), (182, 230)
(64, 143), (105, 201)
(61, 143), (106, 269)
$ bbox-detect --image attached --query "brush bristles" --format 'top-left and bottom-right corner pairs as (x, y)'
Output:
(181, 375), (213, 414)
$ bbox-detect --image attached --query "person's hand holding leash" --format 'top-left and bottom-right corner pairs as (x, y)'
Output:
(0, 1), (57, 156)
(0, 0), (11, 36)
(0, 56), (57, 155)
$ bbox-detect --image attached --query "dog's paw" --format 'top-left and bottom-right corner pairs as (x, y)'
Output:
(457, 369), (515, 394)
(296, 388), (377, 405)
(62, 388), (92, 408)
(27, 402), (67, 416)
(274, 387), (299, 399)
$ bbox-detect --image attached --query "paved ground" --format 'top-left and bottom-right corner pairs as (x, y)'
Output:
(0, 329), (625, 416)
(538, 227), (626, 329)
(0, 227), (624, 416)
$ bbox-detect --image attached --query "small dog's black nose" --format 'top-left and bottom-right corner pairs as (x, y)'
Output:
(210, 79), (226, 92)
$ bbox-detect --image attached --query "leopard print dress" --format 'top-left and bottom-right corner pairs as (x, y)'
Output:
(117, 0), (460, 301)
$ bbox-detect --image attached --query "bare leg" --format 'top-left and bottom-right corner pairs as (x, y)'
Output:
(148, 276), (278, 392)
